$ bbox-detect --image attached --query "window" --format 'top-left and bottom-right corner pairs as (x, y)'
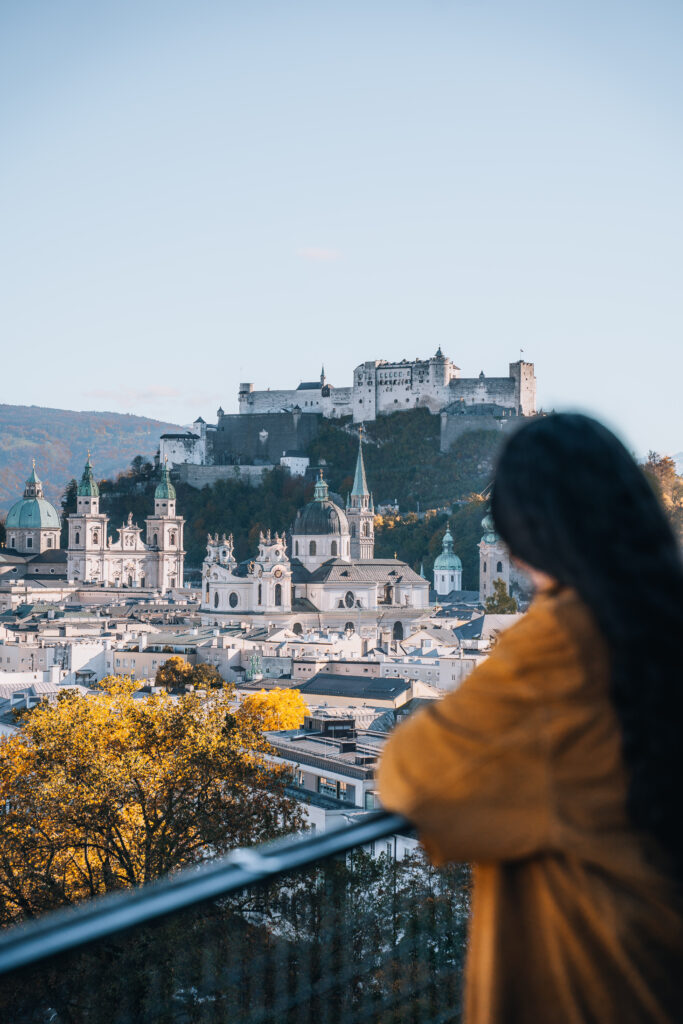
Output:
(153, 533), (158, 546)
(483, 561), (487, 573)
(214, 592), (219, 608)
(10, 537), (15, 548)
(170, 532), (176, 545)
(295, 541), (299, 556)
(92, 531), (99, 544)
(496, 561), (503, 573)
(344, 591), (355, 608)
(317, 777), (338, 799)
(258, 583), (262, 605)
(330, 540), (337, 556)
(26, 536), (33, 548)
(393, 621), (404, 641)
(229, 592), (238, 608)
(274, 583), (282, 606)
(75, 531), (80, 545)
(309, 541), (316, 556)
(383, 584), (393, 604)
(205, 586), (210, 604)
(47, 537), (53, 548)
(293, 622), (303, 635)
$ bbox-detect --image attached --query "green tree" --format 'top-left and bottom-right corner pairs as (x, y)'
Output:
(484, 578), (518, 613)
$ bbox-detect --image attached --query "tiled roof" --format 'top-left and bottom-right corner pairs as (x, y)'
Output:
(298, 673), (411, 700)
(307, 559), (426, 586)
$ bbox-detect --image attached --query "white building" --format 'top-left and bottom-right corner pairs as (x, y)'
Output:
(67, 456), (185, 591)
(432, 525), (463, 596)
(5, 462), (61, 556)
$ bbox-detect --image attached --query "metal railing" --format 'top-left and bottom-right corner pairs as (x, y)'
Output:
(0, 811), (470, 1023)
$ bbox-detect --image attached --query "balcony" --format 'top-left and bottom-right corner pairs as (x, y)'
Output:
(0, 811), (470, 1023)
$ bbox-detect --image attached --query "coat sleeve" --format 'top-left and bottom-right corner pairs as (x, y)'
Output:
(377, 604), (566, 865)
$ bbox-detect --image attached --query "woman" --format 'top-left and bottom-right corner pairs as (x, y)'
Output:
(378, 413), (683, 1024)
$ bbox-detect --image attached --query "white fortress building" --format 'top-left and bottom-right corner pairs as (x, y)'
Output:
(238, 351), (536, 423)
(66, 456), (185, 591)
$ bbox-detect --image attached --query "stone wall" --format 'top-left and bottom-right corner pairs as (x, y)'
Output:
(213, 410), (324, 465)
(176, 464), (273, 488)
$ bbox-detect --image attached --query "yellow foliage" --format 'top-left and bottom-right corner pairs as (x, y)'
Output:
(0, 677), (304, 926)
(238, 688), (309, 732)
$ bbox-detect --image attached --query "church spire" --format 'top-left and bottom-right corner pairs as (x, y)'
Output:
(351, 426), (369, 498)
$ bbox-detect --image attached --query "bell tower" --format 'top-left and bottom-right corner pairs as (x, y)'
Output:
(145, 460), (185, 591)
(346, 427), (374, 560)
(67, 453), (107, 583)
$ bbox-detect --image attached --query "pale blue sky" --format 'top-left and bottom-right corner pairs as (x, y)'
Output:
(2, 1), (681, 454)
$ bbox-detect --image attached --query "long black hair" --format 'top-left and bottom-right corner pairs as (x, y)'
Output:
(491, 413), (683, 878)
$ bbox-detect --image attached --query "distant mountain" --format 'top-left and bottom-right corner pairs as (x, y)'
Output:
(0, 404), (182, 511)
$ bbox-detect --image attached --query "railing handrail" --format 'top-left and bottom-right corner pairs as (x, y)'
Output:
(0, 809), (410, 977)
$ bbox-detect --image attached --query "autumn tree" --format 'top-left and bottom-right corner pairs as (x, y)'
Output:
(484, 578), (518, 614)
(237, 688), (309, 732)
(0, 677), (304, 926)
(154, 654), (193, 691)
(190, 662), (224, 689)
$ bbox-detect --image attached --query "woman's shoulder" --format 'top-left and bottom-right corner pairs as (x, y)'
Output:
(478, 587), (609, 699)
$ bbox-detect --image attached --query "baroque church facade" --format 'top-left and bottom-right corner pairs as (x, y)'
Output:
(66, 457), (185, 590)
(201, 438), (429, 634)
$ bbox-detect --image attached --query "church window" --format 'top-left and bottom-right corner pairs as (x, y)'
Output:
(75, 531), (80, 545)
(258, 584), (262, 605)
(141, 577), (146, 588)
(344, 591), (355, 609)
(214, 592), (220, 608)
(393, 622), (404, 641)
(26, 537), (33, 549)
(153, 533), (158, 547)
(170, 532), (176, 545)
(205, 586), (210, 604)
(295, 541), (299, 556)
(47, 537), (53, 548)
(350, 525), (356, 538)
(274, 583), (282, 606)
(496, 561), (503, 573)
(169, 577), (175, 589)
(128, 575), (133, 587)
(331, 540), (337, 556)
(10, 537), (15, 548)
(229, 592), (238, 608)
(92, 531), (99, 544)
(345, 622), (355, 633)
(293, 622), (303, 636)
(384, 584), (393, 604)
(483, 562), (487, 573)
(309, 541), (316, 556)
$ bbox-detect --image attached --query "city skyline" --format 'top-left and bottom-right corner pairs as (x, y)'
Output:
(2, 1), (682, 455)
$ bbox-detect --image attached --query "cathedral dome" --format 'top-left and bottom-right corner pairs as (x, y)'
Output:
(6, 463), (60, 529)
(292, 472), (349, 536)
(481, 511), (499, 544)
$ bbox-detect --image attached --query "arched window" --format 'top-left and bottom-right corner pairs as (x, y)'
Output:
(309, 540), (317, 556)
(483, 561), (487, 573)
(92, 530), (99, 545)
(350, 524), (356, 538)
(10, 537), (15, 548)
(330, 540), (337, 556)
(258, 583), (262, 604)
(292, 622), (303, 636)
(214, 592), (219, 608)
(229, 592), (238, 608)
(362, 522), (369, 537)
(128, 575), (133, 587)
(205, 586), (210, 604)
(345, 591), (355, 609)
(345, 622), (355, 633)
(274, 583), (282, 606)
(170, 532), (176, 545)
(384, 584), (393, 604)
(153, 533), (158, 547)
(393, 621), (404, 641)
(75, 531), (80, 545)
(295, 541), (299, 556)
(496, 561), (503, 573)
(47, 537), (53, 548)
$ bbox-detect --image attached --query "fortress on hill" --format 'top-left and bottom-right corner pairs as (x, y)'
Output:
(238, 350), (536, 423)
(160, 351), (536, 480)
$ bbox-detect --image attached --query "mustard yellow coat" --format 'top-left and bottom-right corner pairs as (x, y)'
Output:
(378, 588), (683, 1024)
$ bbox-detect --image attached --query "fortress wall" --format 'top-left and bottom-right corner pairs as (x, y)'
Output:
(448, 376), (518, 407)
(439, 411), (520, 453)
(160, 434), (205, 468)
(176, 464), (273, 489)
(213, 411), (323, 465)
(238, 389), (306, 414)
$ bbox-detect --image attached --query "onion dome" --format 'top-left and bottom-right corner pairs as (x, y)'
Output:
(77, 453), (99, 497)
(155, 461), (176, 501)
(434, 525), (462, 571)
(292, 471), (349, 536)
(6, 461), (60, 529)
(481, 510), (499, 544)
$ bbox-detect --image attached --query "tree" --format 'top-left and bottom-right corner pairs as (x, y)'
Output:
(0, 677), (304, 926)
(237, 688), (309, 731)
(484, 578), (518, 614)
(155, 654), (193, 691)
(190, 662), (224, 689)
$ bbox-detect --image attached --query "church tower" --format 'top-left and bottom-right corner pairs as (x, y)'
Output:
(145, 461), (185, 591)
(478, 509), (510, 604)
(346, 429), (374, 560)
(67, 454), (108, 583)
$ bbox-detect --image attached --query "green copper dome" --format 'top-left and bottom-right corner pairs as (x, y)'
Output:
(77, 454), (99, 497)
(6, 462), (60, 529)
(434, 526), (462, 571)
(155, 462), (176, 501)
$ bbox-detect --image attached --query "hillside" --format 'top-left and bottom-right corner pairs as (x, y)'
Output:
(0, 404), (182, 510)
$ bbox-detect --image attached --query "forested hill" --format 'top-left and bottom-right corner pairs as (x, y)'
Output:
(0, 404), (182, 510)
